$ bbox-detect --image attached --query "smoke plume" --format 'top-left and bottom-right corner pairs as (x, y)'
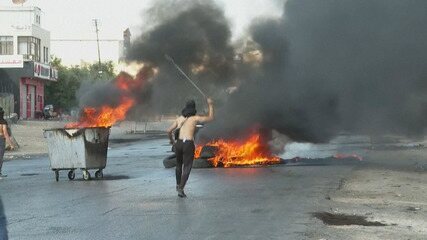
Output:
(80, 0), (427, 144)
(203, 0), (427, 143)
(75, 67), (154, 121)
(127, 0), (235, 114)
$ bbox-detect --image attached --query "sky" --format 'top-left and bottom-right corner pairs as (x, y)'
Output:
(2, 0), (283, 66)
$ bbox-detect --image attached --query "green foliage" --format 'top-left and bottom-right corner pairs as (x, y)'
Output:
(88, 61), (116, 82)
(45, 57), (117, 111)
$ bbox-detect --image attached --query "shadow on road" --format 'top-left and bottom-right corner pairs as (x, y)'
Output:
(73, 175), (131, 181)
(0, 196), (8, 240)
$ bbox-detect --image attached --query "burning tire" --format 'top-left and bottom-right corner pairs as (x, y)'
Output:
(192, 158), (214, 168)
(162, 154), (214, 168)
(163, 154), (177, 168)
(199, 146), (218, 159)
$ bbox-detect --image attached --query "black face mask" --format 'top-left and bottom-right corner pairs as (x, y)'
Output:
(181, 100), (197, 117)
(0, 108), (4, 120)
(181, 108), (197, 118)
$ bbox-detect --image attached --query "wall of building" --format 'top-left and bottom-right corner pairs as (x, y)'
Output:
(0, 5), (55, 119)
(0, 6), (50, 63)
(0, 7), (37, 34)
(32, 24), (50, 63)
(0, 61), (41, 118)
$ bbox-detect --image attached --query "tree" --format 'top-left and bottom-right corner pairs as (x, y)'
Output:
(45, 57), (116, 112)
(88, 61), (115, 82)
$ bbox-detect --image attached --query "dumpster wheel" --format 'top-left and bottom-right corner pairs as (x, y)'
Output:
(68, 170), (75, 180)
(54, 170), (59, 181)
(82, 170), (91, 180)
(95, 170), (103, 179)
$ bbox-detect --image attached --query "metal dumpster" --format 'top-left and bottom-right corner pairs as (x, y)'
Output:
(44, 127), (110, 181)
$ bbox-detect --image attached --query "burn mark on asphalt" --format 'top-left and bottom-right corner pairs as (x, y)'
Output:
(20, 173), (39, 176)
(96, 175), (130, 181)
(312, 212), (388, 226)
(74, 175), (130, 181)
(109, 138), (141, 144)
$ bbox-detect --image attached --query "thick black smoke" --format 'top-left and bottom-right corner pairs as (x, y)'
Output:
(75, 69), (154, 121)
(108, 0), (427, 144)
(127, 0), (235, 114)
(77, 81), (122, 108)
(203, 0), (427, 143)
(73, 0), (233, 122)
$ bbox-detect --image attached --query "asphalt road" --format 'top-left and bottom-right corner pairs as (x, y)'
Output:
(0, 137), (365, 240)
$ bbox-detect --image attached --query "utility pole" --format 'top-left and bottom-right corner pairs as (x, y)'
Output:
(93, 19), (102, 74)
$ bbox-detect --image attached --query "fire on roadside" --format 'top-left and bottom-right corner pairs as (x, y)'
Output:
(65, 71), (148, 129)
(195, 133), (281, 167)
(65, 97), (135, 128)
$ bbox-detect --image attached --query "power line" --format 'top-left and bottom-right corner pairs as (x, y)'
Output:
(51, 39), (121, 42)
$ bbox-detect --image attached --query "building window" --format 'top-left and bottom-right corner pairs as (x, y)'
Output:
(18, 36), (41, 62)
(43, 46), (49, 63)
(0, 36), (14, 55)
(35, 15), (41, 25)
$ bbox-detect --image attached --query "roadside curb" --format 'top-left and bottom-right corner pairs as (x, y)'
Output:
(4, 153), (48, 161)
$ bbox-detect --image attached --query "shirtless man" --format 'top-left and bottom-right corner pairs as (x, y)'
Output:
(167, 98), (214, 197)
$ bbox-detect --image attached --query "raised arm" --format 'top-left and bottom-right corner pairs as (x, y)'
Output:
(167, 119), (178, 145)
(196, 98), (214, 123)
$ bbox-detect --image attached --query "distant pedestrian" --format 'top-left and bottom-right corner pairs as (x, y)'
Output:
(167, 98), (214, 197)
(0, 107), (15, 179)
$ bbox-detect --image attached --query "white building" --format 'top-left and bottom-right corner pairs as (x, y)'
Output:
(0, 5), (57, 119)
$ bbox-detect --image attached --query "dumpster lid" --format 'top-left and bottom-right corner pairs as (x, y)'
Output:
(43, 127), (111, 137)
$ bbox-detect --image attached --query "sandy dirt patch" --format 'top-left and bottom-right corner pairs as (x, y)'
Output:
(310, 149), (427, 240)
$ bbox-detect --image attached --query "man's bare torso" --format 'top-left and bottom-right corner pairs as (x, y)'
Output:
(0, 124), (6, 138)
(167, 98), (214, 144)
(176, 116), (198, 140)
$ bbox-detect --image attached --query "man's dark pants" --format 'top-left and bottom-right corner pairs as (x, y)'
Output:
(174, 139), (195, 189)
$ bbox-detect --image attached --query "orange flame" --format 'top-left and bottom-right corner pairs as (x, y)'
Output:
(195, 134), (281, 167)
(65, 97), (134, 128)
(65, 71), (147, 128)
(116, 73), (143, 91)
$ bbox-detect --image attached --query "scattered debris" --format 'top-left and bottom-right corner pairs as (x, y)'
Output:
(406, 207), (421, 212)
